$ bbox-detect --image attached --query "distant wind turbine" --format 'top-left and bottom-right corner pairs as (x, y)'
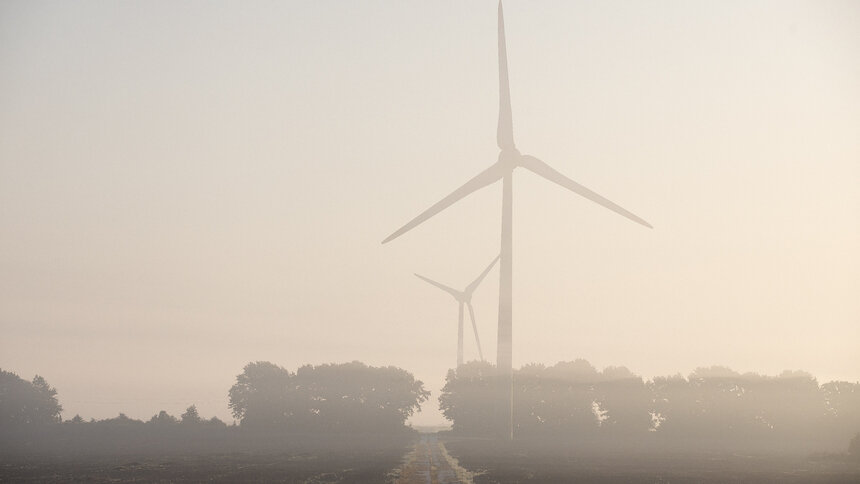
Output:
(415, 255), (500, 367)
(383, 2), (651, 439)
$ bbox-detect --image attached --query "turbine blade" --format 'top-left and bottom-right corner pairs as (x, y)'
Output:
(382, 163), (505, 244)
(467, 302), (485, 362)
(497, 1), (515, 151)
(465, 254), (501, 294)
(520, 155), (653, 228)
(414, 273), (461, 299)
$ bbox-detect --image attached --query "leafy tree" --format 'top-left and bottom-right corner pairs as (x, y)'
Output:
(443, 360), (652, 438)
(207, 416), (227, 427)
(649, 373), (696, 435)
(293, 361), (429, 432)
(98, 413), (144, 427)
(228, 361), (429, 432)
(439, 361), (498, 436)
(228, 361), (295, 427)
(849, 432), (860, 458)
(821, 381), (860, 447)
(0, 369), (62, 426)
(181, 405), (201, 424)
(540, 360), (603, 435)
(592, 366), (651, 435)
(148, 410), (178, 426)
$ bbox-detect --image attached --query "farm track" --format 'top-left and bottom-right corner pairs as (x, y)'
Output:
(395, 433), (474, 484)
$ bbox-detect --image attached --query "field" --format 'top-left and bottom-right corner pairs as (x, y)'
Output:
(442, 436), (860, 483)
(0, 432), (412, 483)
(0, 451), (410, 483)
(4, 432), (860, 483)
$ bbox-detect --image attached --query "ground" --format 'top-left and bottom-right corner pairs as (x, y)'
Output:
(441, 435), (860, 483)
(393, 433), (476, 484)
(3, 432), (860, 483)
(0, 442), (407, 483)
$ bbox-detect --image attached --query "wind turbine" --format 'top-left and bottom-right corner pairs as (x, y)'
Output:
(382, 2), (652, 439)
(415, 255), (500, 367)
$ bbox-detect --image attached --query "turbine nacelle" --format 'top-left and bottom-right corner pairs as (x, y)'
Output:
(413, 254), (499, 365)
(497, 148), (521, 172)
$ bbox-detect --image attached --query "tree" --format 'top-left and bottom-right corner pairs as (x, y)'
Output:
(148, 410), (178, 426)
(442, 360), (653, 438)
(821, 381), (860, 448)
(294, 361), (430, 431)
(537, 360), (604, 436)
(228, 361), (294, 427)
(649, 373), (695, 436)
(0, 369), (62, 426)
(439, 361), (497, 436)
(207, 416), (227, 427)
(592, 366), (651, 436)
(849, 432), (860, 458)
(181, 405), (201, 424)
(228, 361), (429, 431)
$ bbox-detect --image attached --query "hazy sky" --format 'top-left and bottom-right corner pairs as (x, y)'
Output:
(1, 1), (858, 425)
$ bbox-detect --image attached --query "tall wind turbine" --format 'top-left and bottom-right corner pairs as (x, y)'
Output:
(382, 2), (652, 439)
(415, 255), (500, 367)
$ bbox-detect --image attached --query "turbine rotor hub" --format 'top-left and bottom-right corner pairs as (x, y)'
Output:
(498, 148), (521, 171)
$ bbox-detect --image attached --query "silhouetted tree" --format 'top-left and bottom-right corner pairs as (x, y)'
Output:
(821, 380), (860, 447)
(442, 360), (859, 450)
(293, 362), (429, 432)
(534, 360), (603, 436)
(148, 410), (178, 426)
(849, 432), (860, 459)
(592, 366), (651, 436)
(513, 363), (547, 435)
(439, 361), (497, 435)
(0, 369), (62, 426)
(748, 370), (823, 440)
(207, 416), (227, 427)
(444, 360), (654, 438)
(228, 361), (295, 427)
(685, 366), (747, 440)
(181, 405), (201, 424)
(228, 361), (429, 432)
(104, 413), (143, 425)
(649, 373), (695, 436)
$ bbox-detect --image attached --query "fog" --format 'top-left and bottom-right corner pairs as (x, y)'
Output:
(1, 0), (858, 441)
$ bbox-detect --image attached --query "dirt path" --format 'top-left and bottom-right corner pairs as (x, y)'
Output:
(394, 433), (475, 484)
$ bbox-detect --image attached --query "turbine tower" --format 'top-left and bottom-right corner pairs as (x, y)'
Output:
(382, 2), (651, 440)
(415, 255), (500, 367)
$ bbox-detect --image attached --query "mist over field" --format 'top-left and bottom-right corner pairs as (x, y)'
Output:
(2, 1), (859, 482)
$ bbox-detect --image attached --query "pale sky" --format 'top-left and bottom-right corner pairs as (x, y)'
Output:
(1, 1), (858, 425)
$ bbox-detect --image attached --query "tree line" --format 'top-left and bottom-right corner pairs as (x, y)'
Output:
(0, 362), (428, 454)
(440, 360), (860, 452)
(3, 360), (859, 454)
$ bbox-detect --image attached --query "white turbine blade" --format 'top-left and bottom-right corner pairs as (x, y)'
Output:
(382, 163), (505, 244)
(497, 1), (515, 151)
(414, 273), (461, 299)
(465, 254), (501, 294)
(520, 155), (653, 228)
(467, 302), (485, 362)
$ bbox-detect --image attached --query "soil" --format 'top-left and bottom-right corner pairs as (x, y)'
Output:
(442, 436), (860, 483)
